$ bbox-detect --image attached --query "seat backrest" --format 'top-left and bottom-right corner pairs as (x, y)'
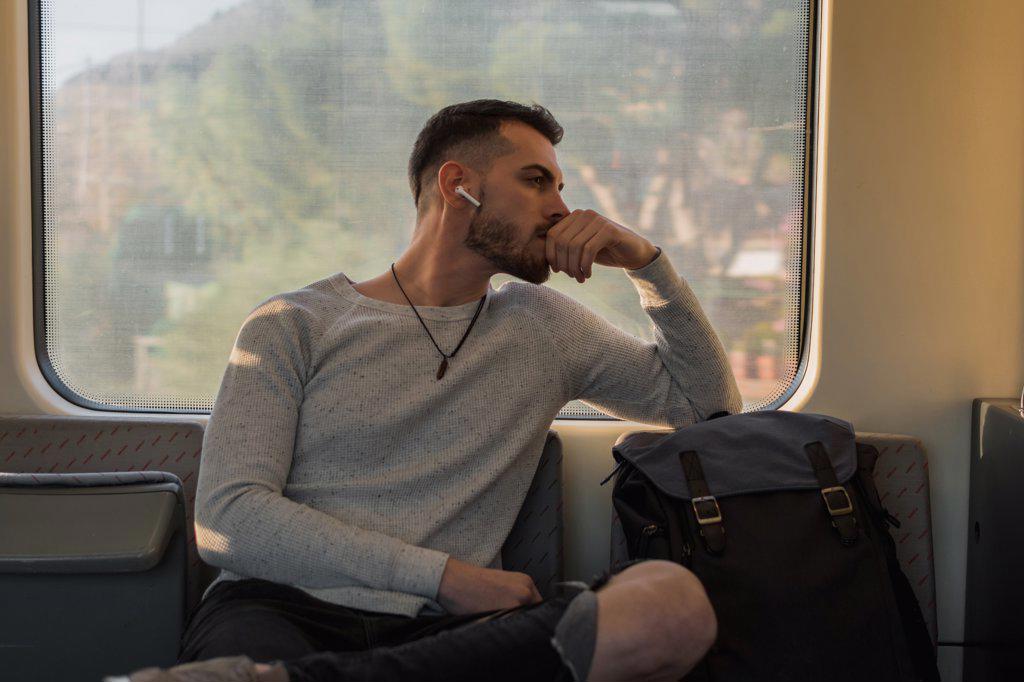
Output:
(1, 416), (214, 609)
(856, 432), (937, 645)
(501, 430), (564, 598)
(0, 416), (565, 607)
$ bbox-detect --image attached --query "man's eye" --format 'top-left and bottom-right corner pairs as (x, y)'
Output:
(531, 177), (544, 186)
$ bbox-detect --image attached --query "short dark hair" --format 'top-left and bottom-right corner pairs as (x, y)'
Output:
(408, 99), (564, 220)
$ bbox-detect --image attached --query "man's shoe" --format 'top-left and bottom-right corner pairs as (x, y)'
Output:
(102, 655), (270, 682)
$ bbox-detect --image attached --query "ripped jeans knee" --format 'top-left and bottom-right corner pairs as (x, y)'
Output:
(548, 558), (648, 681)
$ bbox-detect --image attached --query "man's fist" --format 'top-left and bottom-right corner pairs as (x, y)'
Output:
(436, 556), (543, 615)
(545, 209), (660, 282)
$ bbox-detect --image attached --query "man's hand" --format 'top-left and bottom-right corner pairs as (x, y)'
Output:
(545, 209), (660, 283)
(436, 556), (543, 615)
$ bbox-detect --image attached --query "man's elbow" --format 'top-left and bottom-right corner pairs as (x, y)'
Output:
(193, 483), (275, 568)
(192, 485), (248, 568)
(193, 497), (228, 566)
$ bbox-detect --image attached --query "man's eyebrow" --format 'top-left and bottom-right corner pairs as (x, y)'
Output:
(520, 164), (565, 191)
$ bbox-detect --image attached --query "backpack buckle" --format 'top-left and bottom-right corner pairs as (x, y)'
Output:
(821, 486), (853, 516)
(691, 495), (722, 525)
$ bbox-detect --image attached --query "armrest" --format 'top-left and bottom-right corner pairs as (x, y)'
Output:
(0, 474), (184, 574)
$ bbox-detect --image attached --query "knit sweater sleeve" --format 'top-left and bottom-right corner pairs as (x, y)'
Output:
(526, 249), (743, 426)
(194, 294), (450, 598)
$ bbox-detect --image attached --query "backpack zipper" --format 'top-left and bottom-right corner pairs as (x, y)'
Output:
(638, 523), (664, 556)
(638, 523), (694, 564)
(600, 460), (625, 486)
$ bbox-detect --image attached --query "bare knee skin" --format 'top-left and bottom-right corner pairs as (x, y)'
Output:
(588, 560), (717, 682)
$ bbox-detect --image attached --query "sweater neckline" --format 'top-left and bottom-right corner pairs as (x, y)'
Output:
(331, 272), (494, 321)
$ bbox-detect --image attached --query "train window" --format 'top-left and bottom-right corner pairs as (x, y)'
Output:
(30, 0), (816, 415)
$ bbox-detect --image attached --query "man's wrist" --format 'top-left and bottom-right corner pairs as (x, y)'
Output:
(628, 245), (661, 271)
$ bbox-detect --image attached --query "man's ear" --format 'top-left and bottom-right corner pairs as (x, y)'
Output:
(437, 160), (476, 207)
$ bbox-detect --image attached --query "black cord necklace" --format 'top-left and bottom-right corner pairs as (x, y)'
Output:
(391, 263), (486, 380)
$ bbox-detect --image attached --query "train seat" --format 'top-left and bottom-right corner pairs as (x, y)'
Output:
(0, 415), (563, 681)
(0, 470), (188, 682)
(0, 417), (214, 607)
(856, 432), (939, 645)
(0, 416), (565, 608)
(0, 416), (937, 667)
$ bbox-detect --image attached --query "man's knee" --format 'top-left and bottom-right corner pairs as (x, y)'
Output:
(597, 560), (717, 679)
(641, 563), (716, 677)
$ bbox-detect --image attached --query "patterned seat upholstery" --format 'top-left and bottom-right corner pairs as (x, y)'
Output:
(0, 416), (564, 609)
(0, 417), (211, 608)
(856, 432), (937, 644)
(501, 430), (564, 599)
(609, 431), (938, 645)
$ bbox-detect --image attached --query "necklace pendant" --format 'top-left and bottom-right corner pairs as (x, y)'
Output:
(436, 357), (448, 380)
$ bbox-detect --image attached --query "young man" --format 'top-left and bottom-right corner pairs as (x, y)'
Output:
(114, 100), (742, 682)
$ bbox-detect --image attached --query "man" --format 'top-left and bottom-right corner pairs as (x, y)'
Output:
(113, 99), (743, 682)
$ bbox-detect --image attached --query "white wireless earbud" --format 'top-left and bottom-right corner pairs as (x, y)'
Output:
(454, 185), (481, 208)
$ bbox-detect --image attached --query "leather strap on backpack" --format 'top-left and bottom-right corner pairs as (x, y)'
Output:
(679, 450), (726, 554)
(856, 442), (902, 529)
(855, 441), (880, 473)
(804, 441), (859, 545)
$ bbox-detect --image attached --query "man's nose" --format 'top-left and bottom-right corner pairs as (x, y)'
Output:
(549, 196), (570, 222)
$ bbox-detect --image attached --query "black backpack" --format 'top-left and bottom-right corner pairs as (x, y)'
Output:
(602, 410), (940, 682)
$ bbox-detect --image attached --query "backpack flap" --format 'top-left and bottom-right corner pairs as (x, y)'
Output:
(606, 412), (861, 560)
(611, 411), (859, 501)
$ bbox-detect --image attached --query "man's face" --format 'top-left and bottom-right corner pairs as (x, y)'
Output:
(462, 122), (570, 285)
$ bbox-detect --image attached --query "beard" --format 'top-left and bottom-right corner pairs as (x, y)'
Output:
(463, 208), (551, 285)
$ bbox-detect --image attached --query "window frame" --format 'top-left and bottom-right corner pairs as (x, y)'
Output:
(28, 0), (822, 417)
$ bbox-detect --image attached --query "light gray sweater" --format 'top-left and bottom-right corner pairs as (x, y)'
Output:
(195, 249), (743, 617)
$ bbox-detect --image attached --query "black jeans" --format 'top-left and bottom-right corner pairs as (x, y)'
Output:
(178, 558), (647, 682)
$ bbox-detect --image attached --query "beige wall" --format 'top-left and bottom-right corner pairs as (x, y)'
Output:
(805, 1), (1024, 676)
(2, 1), (1023, 680)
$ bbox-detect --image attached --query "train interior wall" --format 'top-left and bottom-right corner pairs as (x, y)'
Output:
(2, 2), (1023, 680)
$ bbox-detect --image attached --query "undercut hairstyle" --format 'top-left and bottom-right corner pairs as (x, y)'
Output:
(408, 100), (564, 222)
